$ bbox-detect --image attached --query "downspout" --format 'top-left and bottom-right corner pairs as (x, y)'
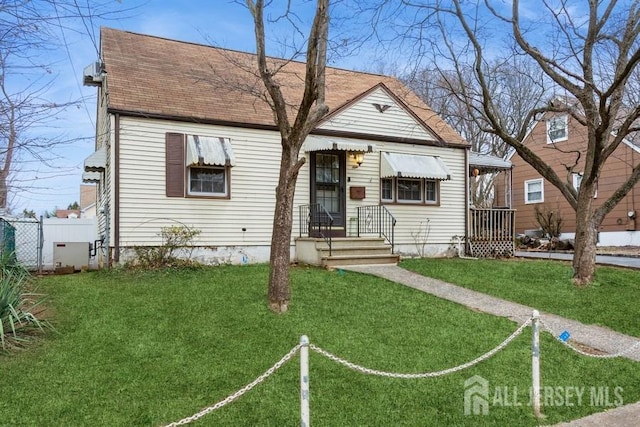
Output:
(103, 204), (110, 269)
(464, 148), (470, 255)
(114, 113), (120, 262)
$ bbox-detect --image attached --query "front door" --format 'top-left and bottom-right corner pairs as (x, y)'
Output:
(310, 151), (346, 233)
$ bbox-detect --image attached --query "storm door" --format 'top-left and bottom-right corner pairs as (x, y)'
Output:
(310, 151), (346, 232)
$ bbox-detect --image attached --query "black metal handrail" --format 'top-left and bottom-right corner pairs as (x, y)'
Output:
(298, 203), (334, 255)
(356, 205), (397, 253)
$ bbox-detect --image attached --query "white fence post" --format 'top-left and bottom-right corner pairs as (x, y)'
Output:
(300, 335), (310, 426)
(531, 310), (542, 418)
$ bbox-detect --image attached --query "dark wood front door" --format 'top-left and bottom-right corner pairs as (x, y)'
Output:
(310, 151), (346, 232)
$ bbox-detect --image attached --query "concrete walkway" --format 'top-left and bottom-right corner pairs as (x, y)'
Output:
(342, 264), (640, 426)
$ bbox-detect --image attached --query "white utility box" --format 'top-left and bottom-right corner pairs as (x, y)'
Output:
(53, 242), (90, 271)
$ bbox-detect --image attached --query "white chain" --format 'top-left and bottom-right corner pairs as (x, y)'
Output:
(540, 320), (640, 359)
(162, 343), (302, 427)
(310, 318), (532, 379)
(161, 313), (640, 426)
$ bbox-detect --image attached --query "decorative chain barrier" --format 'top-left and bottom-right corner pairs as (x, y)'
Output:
(540, 319), (640, 359)
(161, 310), (640, 426)
(162, 343), (302, 427)
(309, 318), (532, 379)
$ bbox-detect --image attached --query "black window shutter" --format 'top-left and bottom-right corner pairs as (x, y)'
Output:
(166, 133), (185, 197)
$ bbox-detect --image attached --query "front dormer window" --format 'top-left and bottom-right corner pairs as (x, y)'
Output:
(547, 115), (568, 143)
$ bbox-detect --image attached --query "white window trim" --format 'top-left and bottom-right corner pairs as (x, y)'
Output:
(525, 178), (544, 204)
(546, 115), (568, 143)
(572, 173), (582, 191)
(381, 178), (394, 202)
(573, 172), (598, 198)
(425, 180), (438, 204)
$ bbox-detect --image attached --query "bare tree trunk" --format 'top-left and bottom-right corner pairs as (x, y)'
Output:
(0, 105), (16, 210)
(572, 182), (600, 286)
(0, 176), (7, 209)
(267, 146), (300, 312)
(248, 0), (329, 312)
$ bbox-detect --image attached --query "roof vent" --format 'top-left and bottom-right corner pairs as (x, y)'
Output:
(83, 61), (105, 86)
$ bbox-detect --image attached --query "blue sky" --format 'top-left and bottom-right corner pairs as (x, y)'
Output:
(13, 0), (593, 215)
(16, 0), (334, 215)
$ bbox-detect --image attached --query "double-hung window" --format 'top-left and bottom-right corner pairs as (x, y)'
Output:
(525, 178), (544, 204)
(572, 173), (582, 192)
(381, 178), (394, 202)
(425, 180), (438, 203)
(547, 115), (568, 143)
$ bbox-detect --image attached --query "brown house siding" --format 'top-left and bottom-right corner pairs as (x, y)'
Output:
(510, 113), (640, 235)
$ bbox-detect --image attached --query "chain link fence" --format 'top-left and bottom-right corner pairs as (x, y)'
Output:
(0, 217), (42, 271)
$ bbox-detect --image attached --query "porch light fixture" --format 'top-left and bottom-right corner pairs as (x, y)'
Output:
(350, 151), (365, 168)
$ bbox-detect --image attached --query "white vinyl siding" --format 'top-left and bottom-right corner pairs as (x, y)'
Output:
(113, 117), (466, 257)
(339, 141), (466, 251)
(116, 116), (308, 248)
(319, 88), (438, 141)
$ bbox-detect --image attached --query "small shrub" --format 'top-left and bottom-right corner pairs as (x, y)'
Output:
(534, 204), (563, 238)
(131, 225), (201, 269)
(0, 254), (50, 351)
(410, 219), (431, 257)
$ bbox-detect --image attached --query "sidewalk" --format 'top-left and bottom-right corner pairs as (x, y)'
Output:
(342, 264), (640, 426)
(516, 251), (640, 269)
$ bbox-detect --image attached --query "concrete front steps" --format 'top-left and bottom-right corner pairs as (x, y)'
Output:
(295, 237), (399, 268)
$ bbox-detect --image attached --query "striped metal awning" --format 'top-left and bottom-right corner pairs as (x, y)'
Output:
(82, 171), (101, 183)
(302, 136), (377, 153)
(186, 135), (236, 167)
(381, 152), (451, 180)
(84, 147), (106, 172)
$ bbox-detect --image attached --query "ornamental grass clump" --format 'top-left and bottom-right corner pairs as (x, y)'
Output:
(0, 254), (50, 351)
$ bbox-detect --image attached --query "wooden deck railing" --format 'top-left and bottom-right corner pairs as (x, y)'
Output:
(469, 208), (516, 241)
(468, 208), (516, 257)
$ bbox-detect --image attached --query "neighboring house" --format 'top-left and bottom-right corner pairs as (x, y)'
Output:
(80, 184), (97, 219)
(82, 28), (479, 267)
(502, 106), (640, 246)
(55, 209), (80, 219)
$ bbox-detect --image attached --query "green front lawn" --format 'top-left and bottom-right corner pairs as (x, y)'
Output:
(1, 264), (638, 426)
(401, 258), (640, 337)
